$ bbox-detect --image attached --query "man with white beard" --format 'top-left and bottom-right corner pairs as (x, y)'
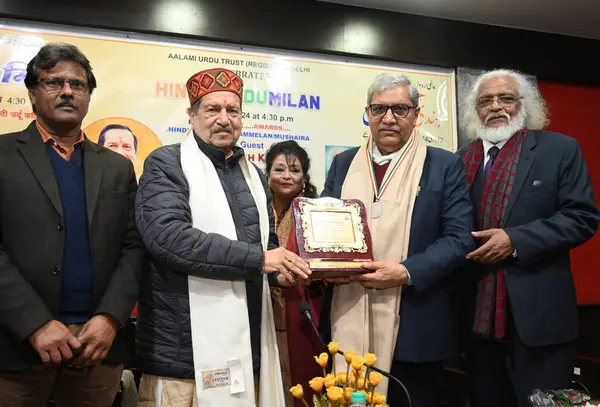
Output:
(457, 69), (600, 407)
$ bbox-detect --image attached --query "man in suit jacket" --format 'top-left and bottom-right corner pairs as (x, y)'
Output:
(321, 73), (475, 407)
(457, 69), (599, 407)
(0, 43), (145, 406)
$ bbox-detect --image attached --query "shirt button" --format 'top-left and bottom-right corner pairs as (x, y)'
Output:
(57, 222), (63, 231)
(53, 265), (61, 275)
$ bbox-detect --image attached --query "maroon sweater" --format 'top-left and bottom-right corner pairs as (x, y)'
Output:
(373, 161), (391, 198)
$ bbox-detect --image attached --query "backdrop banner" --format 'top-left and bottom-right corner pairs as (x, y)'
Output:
(0, 22), (457, 188)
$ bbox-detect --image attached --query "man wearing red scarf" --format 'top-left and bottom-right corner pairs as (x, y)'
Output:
(458, 69), (600, 407)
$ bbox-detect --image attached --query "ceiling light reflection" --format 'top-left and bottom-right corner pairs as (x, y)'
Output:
(339, 19), (383, 55)
(152, 0), (204, 33)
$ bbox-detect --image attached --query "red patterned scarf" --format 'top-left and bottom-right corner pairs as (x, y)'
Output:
(463, 129), (527, 339)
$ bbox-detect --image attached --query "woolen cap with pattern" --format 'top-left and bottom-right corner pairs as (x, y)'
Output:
(186, 68), (244, 107)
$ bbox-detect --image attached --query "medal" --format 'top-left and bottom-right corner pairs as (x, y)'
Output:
(372, 201), (383, 218)
(366, 131), (416, 218)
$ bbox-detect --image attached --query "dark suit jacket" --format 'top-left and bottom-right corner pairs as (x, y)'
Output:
(321, 145), (475, 363)
(457, 130), (600, 348)
(0, 121), (145, 371)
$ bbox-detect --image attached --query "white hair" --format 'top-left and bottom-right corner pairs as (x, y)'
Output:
(462, 69), (549, 140)
(367, 73), (420, 107)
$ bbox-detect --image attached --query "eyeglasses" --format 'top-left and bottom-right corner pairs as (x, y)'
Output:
(38, 78), (89, 95)
(368, 104), (416, 118)
(476, 95), (522, 109)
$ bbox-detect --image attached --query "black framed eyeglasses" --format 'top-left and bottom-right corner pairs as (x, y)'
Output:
(368, 104), (416, 118)
(38, 78), (89, 95)
(476, 95), (522, 109)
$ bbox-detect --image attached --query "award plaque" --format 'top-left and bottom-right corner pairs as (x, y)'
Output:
(292, 197), (374, 278)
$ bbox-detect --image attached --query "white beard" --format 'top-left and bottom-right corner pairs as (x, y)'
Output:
(477, 110), (526, 144)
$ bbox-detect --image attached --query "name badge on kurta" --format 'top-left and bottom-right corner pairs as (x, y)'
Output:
(201, 368), (231, 390)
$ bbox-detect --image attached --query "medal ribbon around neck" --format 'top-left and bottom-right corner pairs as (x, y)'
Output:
(366, 129), (417, 202)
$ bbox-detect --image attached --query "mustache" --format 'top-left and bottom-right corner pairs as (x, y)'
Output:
(378, 125), (402, 132)
(485, 111), (510, 124)
(55, 99), (76, 109)
(212, 125), (233, 134)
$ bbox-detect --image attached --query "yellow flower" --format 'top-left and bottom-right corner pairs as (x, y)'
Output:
(343, 350), (357, 364)
(290, 384), (304, 399)
(328, 341), (341, 355)
(323, 373), (337, 388)
(364, 353), (377, 367)
(369, 371), (383, 387)
(308, 377), (324, 393)
(372, 393), (386, 404)
(326, 386), (344, 402)
(343, 387), (354, 401)
(356, 377), (365, 390)
(337, 372), (347, 384)
(314, 352), (329, 368)
(351, 355), (365, 371)
(354, 366), (366, 376)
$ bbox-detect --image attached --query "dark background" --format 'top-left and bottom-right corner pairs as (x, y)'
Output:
(1, 0), (599, 87)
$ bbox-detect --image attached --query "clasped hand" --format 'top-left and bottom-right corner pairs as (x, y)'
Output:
(28, 315), (119, 368)
(263, 247), (311, 286)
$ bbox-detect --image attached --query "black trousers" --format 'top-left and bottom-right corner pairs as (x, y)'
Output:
(388, 359), (444, 407)
(467, 316), (575, 407)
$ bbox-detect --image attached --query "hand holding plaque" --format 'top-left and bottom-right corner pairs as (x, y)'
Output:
(291, 197), (374, 279)
(263, 247), (311, 285)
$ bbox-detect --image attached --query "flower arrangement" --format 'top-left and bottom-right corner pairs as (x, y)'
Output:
(529, 389), (600, 407)
(289, 342), (389, 407)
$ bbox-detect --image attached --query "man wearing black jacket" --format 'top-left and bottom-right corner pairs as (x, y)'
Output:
(135, 68), (310, 406)
(0, 43), (144, 407)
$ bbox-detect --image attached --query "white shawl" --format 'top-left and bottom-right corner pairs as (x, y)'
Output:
(180, 133), (285, 407)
